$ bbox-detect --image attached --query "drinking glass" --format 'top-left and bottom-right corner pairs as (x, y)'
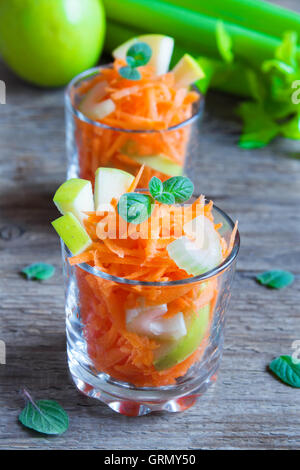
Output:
(62, 203), (239, 416)
(65, 66), (204, 187)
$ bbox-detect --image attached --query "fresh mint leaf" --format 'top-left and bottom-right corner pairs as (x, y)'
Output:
(21, 263), (55, 281)
(256, 270), (294, 289)
(216, 21), (234, 64)
(269, 356), (300, 388)
(162, 176), (194, 203)
(119, 66), (141, 81)
(118, 193), (154, 224)
(149, 176), (163, 198)
(127, 42), (152, 67)
(155, 192), (176, 205)
(19, 389), (69, 435)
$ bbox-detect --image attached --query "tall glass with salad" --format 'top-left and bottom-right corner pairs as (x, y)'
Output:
(51, 166), (239, 416)
(65, 35), (204, 187)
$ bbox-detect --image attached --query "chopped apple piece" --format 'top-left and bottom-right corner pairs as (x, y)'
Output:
(113, 34), (174, 75)
(79, 80), (108, 117)
(51, 212), (92, 255)
(94, 167), (134, 212)
(129, 154), (183, 177)
(172, 53), (205, 88)
(154, 305), (210, 371)
(53, 178), (94, 225)
(126, 304), (187, 341)
(82, 98), (115, 121)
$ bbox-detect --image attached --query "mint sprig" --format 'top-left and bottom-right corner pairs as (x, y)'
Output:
(119, 42), (152, 81)
(118, 175), (194, 224)
(19, 389), (69, 435)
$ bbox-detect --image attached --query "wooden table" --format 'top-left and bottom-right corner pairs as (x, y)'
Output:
(1, 0), (300, 450)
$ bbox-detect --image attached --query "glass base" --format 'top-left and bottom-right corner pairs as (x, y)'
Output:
(68, 349), (219, 416)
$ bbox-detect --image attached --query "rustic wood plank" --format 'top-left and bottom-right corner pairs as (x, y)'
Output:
(0, 0), (300, 450)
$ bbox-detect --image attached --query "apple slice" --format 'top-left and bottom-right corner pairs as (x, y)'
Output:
(113, 34), (174, 75)
(94, 167), (134, 212)
(167, 215), (223, 276)
(53, 178), (94, 225)
(82, 98), (115, 121)
(172, 53), (205, 88)
(51, 212), (92, 255)
(129, 154), (183, 177)
(154, 304), (210, 371)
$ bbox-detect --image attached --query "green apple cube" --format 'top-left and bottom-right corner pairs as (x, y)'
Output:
(172, 53), (205, 88)
(51, 212), (92, 255)
(94, 167), (134, 212)
(167, 215), (223, 276)
(113, 34), (174, 75)
(154, 304), (210, 371)
(53, 178), (94, 224)
(81, 98), (115, 121)
(129, 154), (183, 177)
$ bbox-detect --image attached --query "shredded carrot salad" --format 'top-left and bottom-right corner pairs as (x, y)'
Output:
(68, 174), (237, 387)
(74, 59), (200, 186)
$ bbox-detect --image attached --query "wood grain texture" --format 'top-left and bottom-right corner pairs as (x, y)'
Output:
(0, 0), (300, 450)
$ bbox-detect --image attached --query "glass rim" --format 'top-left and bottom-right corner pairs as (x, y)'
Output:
(64, 202), (240, 287)
(65, 64), (204, 134)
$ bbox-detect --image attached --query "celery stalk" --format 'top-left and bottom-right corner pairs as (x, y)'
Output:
(163, 0), (300, 44)
(102, 0), (299, 70)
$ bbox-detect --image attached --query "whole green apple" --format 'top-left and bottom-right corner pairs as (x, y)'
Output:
(0, 0), (106, 87)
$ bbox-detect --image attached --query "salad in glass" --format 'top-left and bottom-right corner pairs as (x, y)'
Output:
(65, 35), (204, 187)
(51, 167), (239, 414)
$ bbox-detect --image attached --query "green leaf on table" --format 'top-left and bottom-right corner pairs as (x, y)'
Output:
(262, 59), (295, 77)
(245, 69), (266, 104)
(275, 31), (298, 68)
(216, 20), (234, 64)
(19, 389), (69, 435)
(162, 176), (194, 203)
(149, 176), (163, 198)
(237, 102), (280, 149)
(269, 355), (300, 388)
(118, 193), (154, 224)
(155, 192), (176, 205)
(21, 263), (55, 281)
(256, 270), (295, 289)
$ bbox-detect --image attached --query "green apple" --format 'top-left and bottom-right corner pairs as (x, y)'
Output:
(53, 178), (94, 224)
(129, 154), (183, 177)
(172, 53), (205, 88)
(113, 34), (174, 75)
(154, 304), (210, 371)
(94, 167), (134, 212)
(167, 215), (223, 276)
(0, 0), (106, 87)
(52, 212), (92, 255)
